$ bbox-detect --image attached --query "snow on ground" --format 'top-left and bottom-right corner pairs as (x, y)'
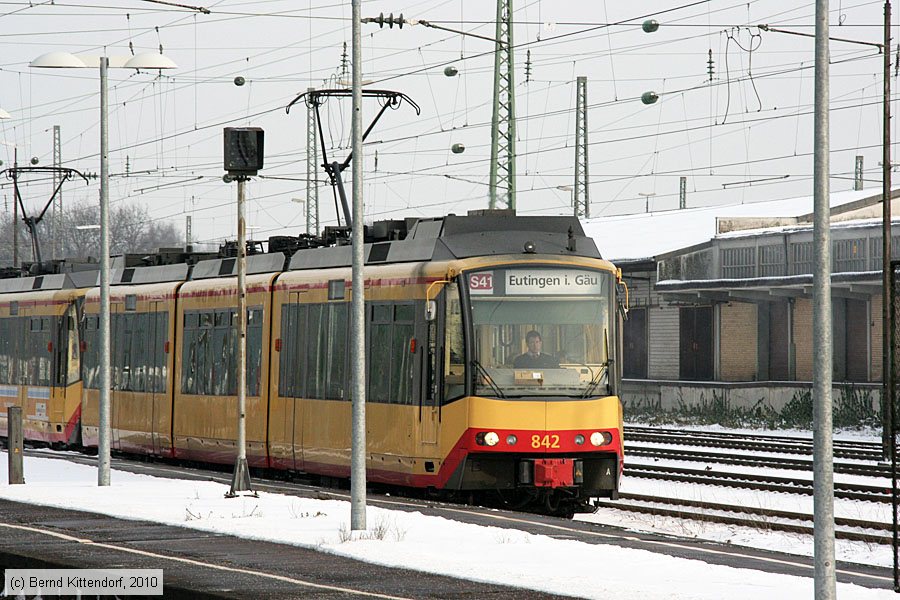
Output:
(579, 474), (891, 569)
(583, 424), (892, 568)
(0, 451), (894, 599)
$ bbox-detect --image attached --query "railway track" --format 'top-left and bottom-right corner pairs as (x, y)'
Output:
(11, 426), (898, 539)
(6, 449), (895, 590)
(594, 493), (895, 545)
(626, 446), (891, 478)
(625, 425), (883, 461)
(623, 463), (894, 502)
(611, 426), (896, 542)
(15, 443), (898, 550)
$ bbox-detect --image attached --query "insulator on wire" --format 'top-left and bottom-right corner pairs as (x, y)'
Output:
(525, 50), (532, 83)
(375, 12), (404, 29)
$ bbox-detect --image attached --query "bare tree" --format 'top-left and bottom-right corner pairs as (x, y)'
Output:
(0, 200), (182, 266)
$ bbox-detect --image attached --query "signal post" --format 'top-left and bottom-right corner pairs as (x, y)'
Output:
(223, 126), (264, 498)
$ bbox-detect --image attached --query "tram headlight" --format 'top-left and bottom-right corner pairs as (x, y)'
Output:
(574, 434), (585, 445)
(506, 434), (518, 446)
(476, 431), (500, 446)
(590, 431), (612, 447)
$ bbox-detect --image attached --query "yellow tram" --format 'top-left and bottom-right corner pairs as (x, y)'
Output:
(0, 275), (85, 446)
(264, 213), (625, 513)
(3, 211), (625, 515)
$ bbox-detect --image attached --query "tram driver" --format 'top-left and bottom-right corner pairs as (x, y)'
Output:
(513, 330), (560, 369)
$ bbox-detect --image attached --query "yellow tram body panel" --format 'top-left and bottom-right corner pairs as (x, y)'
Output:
(441, 395), (623, 440)
(0, 287), (85, 445)
(269, 253), (623, 491)
(172, 273), (276, 466)
(270, 262), (444, 475)
(81, 281), (181, 455)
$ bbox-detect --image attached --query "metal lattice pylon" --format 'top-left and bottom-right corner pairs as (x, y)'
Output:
(52, 125), (61, 259)
(574, 77), (589, 218)
(489, 0), (516, 210)
(306, 87), (319, 236)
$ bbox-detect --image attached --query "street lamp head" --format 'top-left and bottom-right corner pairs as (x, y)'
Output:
(30, 51), (88, 68)
(31, 52), (177, 70)
(0, 108), (10, 120)
(124, 53), (178, 70)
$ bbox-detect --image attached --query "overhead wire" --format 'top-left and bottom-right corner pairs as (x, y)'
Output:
(7, 0), (892, 234)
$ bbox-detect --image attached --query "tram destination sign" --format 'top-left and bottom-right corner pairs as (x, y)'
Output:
(468, 269), (605, 296)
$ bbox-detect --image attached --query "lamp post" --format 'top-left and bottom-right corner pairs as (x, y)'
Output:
(351, 0), (367, 533)
(638, 192), (656, 214)
(30, 51), (177, 486)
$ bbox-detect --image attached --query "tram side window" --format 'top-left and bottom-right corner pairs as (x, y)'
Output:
(303, 303), (347, 400)
(444, 286), (465, 402)
(0, 318), (11, 385)
(181, 308), (262, 397)
(391, 304), (414, 405)
(149, 312), (168, 393)
(113, 313), (128, 391)
(278, 304), (292, 397)
(306, 304), (326, 398)
(181, 312), (205, 394)
(369, 304), (392, 402)
(247, 308), (264, 397)
(367, 302), (415, 405)
(22, 317), (53, 387)
(89, 312), (166, 393)
(211, 310), (234, 396)
(279, 303), (308, 398)
(64, 306), (80, 386)
(82, 316), (99, 389)
(0, 317), (20, 385)
(326, 303), (348, 399)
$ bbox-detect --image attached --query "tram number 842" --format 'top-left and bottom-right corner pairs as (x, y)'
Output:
(532, 434), (561, 449)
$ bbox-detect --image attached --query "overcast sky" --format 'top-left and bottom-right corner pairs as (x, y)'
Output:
(0, 0), (894, 250)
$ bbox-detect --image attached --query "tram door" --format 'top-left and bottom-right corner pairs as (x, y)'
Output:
(420, 294), (443, 446)
(110, 301), (123, 449)
(149, 301), (163, 455)
(288, 292), (303, 471)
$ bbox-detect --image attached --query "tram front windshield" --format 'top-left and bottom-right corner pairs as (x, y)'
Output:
(468, 267), (612, 398)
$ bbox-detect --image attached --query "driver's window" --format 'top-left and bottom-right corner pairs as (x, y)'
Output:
(444, 284), (465, 400)
(557, 323), (604, 364)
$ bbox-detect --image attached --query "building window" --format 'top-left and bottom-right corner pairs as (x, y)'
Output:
(833, 239), (866, 273)
(721, 247), (755, 279)
(758, 244), (785, 277)
(790, 241), (813, 275)
(869, 235), (900, 270)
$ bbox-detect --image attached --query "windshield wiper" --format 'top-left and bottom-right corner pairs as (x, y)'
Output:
(472, 359), (505, 399)
(581, 362), (609, 399)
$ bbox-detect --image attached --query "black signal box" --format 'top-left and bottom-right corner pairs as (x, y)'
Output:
(224, 127), (264, 176)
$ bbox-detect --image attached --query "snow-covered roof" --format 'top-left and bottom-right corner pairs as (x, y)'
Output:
(581, 188), (881, 262)
(714, 215), (899, 241)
